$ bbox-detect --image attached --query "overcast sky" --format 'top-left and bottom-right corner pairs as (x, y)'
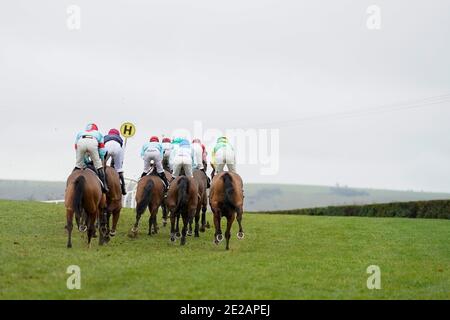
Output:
(1, 0), (450, 192)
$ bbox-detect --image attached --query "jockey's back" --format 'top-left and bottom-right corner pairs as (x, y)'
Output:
(141, 141), (163, 158)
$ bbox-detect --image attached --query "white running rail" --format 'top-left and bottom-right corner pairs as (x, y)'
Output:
(122, 178), (138, 209)
(40, 177), (138, 209)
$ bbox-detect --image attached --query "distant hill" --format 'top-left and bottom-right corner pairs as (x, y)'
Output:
(244, 184), (450, 211)
(0, 180), (66, 202)
(1, 179), (449, 211)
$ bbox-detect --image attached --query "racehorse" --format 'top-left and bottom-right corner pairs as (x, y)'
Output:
(166, 175), (198, 245)
(130, 166), (172, 237)
(104, 166), (122, 240)
(209, 171), (244, 250)
(65, 168), (107, 248)
(189, 169), (209, 237)
(160, 170), (173, 227)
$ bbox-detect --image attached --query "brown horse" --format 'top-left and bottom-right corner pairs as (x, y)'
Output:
(209, 171), (244, 250)
(65, 168), (106, 248)
(160, 170), (173, 226)
(166, 175), (198, 245)
(104, 166), (122, 239)
(130, 170), (172, 237)
(188, 169), (209, 237)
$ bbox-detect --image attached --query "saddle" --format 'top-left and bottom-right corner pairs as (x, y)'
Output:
(83, 163), (105, 190)
(141, 161), (168, 188)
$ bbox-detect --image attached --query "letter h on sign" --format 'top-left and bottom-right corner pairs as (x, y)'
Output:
(123, 125), (132, 136)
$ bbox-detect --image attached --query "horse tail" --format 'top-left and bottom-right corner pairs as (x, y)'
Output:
(72, 175), (86, 221)
(222, 172), (236, 210)
(136, 179), (154, 215)
(175, 176), (190, 214)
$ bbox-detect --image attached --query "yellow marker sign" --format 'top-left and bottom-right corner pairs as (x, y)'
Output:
(120, 122), (136, 138)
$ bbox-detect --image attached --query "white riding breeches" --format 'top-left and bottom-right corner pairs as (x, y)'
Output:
(76, 137), (102, 170)
(172, 154), (193, 177)
(214, 147), (236, 174)
(143, 149), (164, 174)
(192, 143), (204, 170)
(105, 141), (124, 173)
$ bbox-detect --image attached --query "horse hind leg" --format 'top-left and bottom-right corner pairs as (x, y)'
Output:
(236, 206), (245, 240)
(213, 209), (223, 245)
(200, 205), (207, 232)
(110, 208), (120, 237)
(98, 210), (109, 245)
(161, 203), (168, 227)
(194, 209), (200, 238)
(180, 214), (189, 246)
(187, 218), (193, 237)
(175, 214), (181, 239)
(87, 213), (96, 248)
(66, 209), (74, 248)
(169, 210), (177, 242)
(148, 209), (158, 235)
(225, 212), (236, 250)
(129, 209), (144, 238)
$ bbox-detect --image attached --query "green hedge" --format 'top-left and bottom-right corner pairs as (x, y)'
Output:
(251, 199), (450, 219)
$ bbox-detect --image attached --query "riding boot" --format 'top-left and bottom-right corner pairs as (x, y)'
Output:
(201, 168), (211, 188)
(98, 168), (109, 193)
(119, 172), (127, 195)
(158, 172), (170, 191)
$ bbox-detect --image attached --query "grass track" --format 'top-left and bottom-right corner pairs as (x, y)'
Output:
(0, 200), (448, 299)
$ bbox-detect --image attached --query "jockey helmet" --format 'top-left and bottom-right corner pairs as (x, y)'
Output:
(217, 136), (228, 143)
(192, 138), (201, 144)
(150, 136), (159, 142)
(108, 128), (120, 136)
(86, 123), (98, 131)
(162, 137), (171, 143)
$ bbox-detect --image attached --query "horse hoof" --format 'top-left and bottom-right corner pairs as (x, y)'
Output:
(67, 243), (72, 248)
(216, 234), (223, 242)
(79, 226), (87, 232)
(181, 238), (186, 246)
(109, 231), (116, 237)
(214, 239), (219, 245)
(237, 232), (245, 240)
(170, 236), (176, 243)
(206, 222), (211, 228)
(187, 231), (193, 236)
(195, 233), (199, 238)
(175, 232), (181, 239)
(200, 227), (205, 233)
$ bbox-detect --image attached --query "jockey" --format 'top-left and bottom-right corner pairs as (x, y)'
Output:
(211, 136), (236, 174)
(172, 138), (194, 178)
(191, 138), (205, 171)
(201, 143), (208, 170)
(140, 136), (169, 189)
(104, 128), (127, 195)
(74, 123), (109, 193)
(169, 137), (183, 171)
(192, 138), (211, 188)
(161, 137), (173, 169)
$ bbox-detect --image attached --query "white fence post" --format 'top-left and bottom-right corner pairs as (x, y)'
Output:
(122, 178), (138, 209)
